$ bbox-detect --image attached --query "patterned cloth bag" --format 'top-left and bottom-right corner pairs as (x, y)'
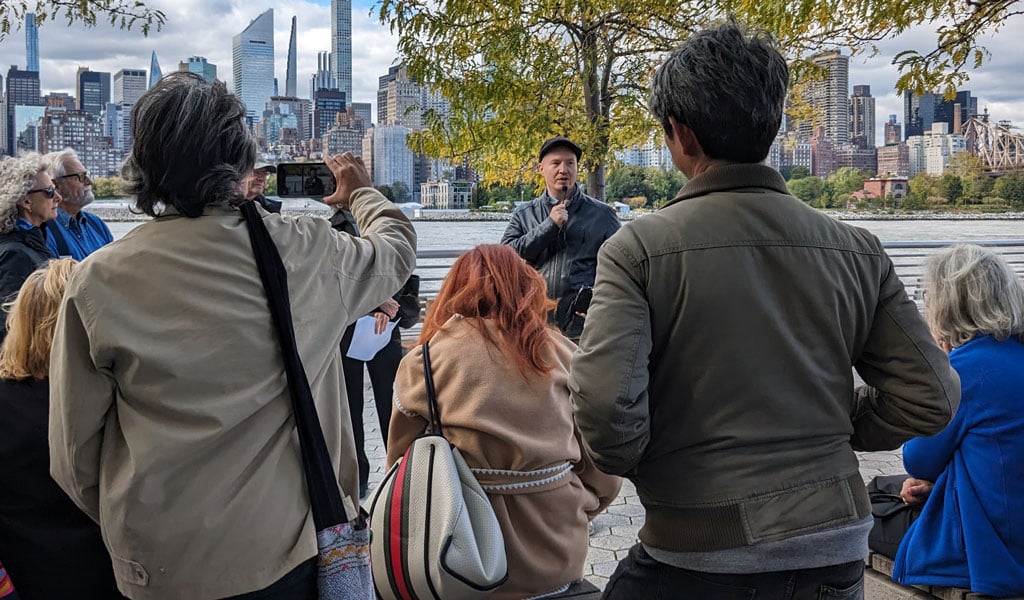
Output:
(241, 201), (373, 598)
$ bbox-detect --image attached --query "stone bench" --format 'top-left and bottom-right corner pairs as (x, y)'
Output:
(865, 552), (1013, 600)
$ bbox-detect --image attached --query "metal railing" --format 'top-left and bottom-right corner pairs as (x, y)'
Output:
(414, 240), (1024, 304)
(399, 240), (1024, 341)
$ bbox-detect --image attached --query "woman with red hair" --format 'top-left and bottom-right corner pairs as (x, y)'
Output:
(387, 244), (620, 599)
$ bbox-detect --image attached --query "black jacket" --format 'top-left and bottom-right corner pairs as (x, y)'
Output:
(0, 228), (53, 341)
(0, 377), (123, 599)
(501, 185), (620, 338)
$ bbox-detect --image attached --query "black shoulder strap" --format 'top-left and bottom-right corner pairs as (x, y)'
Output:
(422, 340), (444, 437)
(239, 201), (348, 529)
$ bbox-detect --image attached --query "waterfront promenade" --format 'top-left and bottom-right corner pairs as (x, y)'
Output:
(353, 374), (905, 590)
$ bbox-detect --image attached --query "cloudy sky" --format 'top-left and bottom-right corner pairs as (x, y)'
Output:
(0, 0), (1021, 143)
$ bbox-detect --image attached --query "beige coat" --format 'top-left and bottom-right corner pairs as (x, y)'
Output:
(388, 316), (621, 599)
(48, 189), (416, 599)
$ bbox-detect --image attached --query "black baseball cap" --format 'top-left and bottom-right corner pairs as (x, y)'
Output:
(538, 136), (582, 161)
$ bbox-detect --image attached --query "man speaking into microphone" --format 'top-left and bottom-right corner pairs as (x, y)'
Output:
(501, 137), (621, 341)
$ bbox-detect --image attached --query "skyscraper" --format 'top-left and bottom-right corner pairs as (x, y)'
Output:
(113, 69), (147, 104)
(233, 9), (275, 124)
(6, 66), (42, 155)
(149, 52), (163, 88)
(25, 13), (39, 72)
(286, 16), (298, 98)
(933, 90), (977, 134)
(331, 0), (353, 103)
(179, 56), (218, 83)
(884, 114), (902, 146)
(310, 51), (335, 98)
(799, 51), (849, 145)
(313, 88), (346, 139)
(904, 91), (937, 139)
(849, 84), (875, 149)
(76, 67), (111, 117)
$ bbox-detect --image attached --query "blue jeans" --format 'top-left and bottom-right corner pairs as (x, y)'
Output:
(224, 558), (316, 600)
(602, 544), (864, 600)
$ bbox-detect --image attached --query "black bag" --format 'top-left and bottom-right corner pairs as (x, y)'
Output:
(867, 474), (922, 558)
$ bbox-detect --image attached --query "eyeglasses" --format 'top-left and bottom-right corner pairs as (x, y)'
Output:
(56, 171), (90, 183)
(26, 186), (57, 199)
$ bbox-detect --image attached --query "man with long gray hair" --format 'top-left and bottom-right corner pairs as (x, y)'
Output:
(570, 21), (960, 595)
(44, 148), (113, 259)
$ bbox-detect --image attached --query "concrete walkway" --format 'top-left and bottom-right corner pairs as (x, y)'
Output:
(355, 376), (905, 590)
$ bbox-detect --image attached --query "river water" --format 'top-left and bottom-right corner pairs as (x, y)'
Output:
(107, 218), (1023, 248)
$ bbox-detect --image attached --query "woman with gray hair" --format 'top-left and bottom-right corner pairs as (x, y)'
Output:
(47, 72), (416, 599)
(0, 153), (59, 339)
(888, 244), (1024, 596)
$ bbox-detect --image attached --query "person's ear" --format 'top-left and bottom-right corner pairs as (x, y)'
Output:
(670, 117), (702, 157)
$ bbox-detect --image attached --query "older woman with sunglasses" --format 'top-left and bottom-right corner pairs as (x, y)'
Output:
(0, 153), (59, 340)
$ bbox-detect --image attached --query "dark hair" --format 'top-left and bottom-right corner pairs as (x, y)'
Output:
(123, 72), (256, 217)
(649, 21), (789, 163)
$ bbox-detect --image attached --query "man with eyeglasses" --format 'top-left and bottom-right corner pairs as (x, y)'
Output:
(245, 162), (282, 213)
(44, 148), (113, 260)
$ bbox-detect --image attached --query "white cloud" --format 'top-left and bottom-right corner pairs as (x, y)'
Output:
(0, 0), (399, 120)
(0, 4), (1021, 137)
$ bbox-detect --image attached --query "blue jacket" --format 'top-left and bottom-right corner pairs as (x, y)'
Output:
(894, 335), (1024, 596)
(44, 208), (113, 260)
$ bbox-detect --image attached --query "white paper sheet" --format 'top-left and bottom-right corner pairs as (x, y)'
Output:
(345, 315), (398, 361)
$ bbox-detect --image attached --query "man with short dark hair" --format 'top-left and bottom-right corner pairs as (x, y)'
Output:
(501, 137), (620, 340)
(246, 162), (282, 213)
(570, 21), (960, 596)
(44, 148), (113, 259)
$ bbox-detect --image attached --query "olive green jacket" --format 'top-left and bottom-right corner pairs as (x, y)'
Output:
(570, 164), (959, 554)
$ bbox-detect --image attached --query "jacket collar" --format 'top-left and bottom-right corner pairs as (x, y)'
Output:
(158, 202), (237, 219)
(54, 207), (87, 228)
(4, 223), (49, 252)
(666, 164), (790, 208)
(541, 184), (585, 211)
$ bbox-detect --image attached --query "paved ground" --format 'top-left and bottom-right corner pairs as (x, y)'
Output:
(355, 376), (906, 591)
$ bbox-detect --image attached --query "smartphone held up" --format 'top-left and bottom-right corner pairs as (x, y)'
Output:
(276, 162), (337, 199)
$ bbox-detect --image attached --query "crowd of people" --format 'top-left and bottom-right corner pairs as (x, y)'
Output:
(0, 18), (1020, 600)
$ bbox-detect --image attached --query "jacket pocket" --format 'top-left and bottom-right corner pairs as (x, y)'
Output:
(742, 475), (861, 543)
(818, 578), (864, 600)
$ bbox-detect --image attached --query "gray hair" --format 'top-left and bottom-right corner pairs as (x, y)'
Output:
(649, 20), (789, 163)
(45, 147), (80, 180)
(0, 153), (49, 235)
(122, 72), (256, 218)
(923, 244), (1024, 348)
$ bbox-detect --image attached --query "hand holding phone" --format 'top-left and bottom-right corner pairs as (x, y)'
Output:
(323, 153), (372, 208)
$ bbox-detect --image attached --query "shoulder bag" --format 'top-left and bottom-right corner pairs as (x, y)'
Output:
(867, 474), (922, 559)
(369, 341), (507, 599)
(240, 201), (373, 599)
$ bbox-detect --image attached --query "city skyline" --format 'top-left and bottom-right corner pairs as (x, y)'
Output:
(0, 0), (1022, 142)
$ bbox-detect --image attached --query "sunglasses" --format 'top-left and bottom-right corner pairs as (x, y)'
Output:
(26, 186), (57, 199)
(56, 171), (90, 183)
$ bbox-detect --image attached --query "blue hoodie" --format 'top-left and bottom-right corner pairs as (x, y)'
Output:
(894, 335), (1024, 597)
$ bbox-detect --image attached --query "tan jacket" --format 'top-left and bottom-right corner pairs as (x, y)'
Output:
(388, 316), (621, 599)
(48, 189), (416, 599)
